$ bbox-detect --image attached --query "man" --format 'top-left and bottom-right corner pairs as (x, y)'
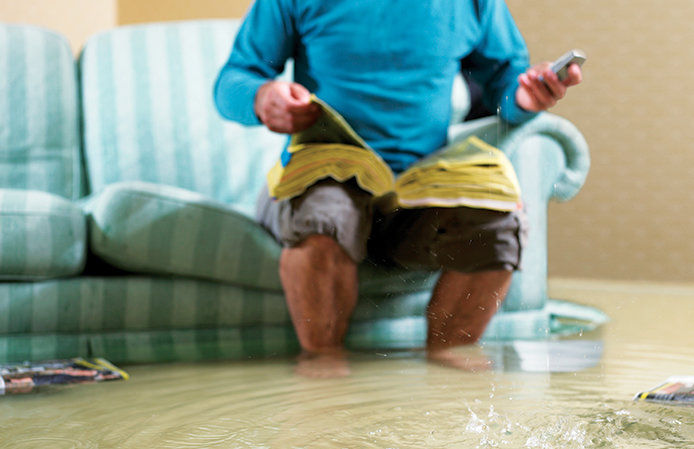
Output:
(214, 0), (582, 371)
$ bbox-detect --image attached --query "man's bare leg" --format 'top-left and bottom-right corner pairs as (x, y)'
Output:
(426, 269), (512, 370)
(280, 234), (358, 376)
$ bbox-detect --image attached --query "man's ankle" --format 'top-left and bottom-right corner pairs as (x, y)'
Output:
(299, 346), (347, 358)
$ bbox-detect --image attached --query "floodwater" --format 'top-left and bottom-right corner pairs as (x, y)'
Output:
(1, 279), (692, 448)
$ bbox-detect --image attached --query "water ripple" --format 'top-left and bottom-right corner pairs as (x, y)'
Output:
(1, 336), (692, 448)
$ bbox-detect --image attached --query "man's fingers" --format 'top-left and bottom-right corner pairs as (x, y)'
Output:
(286, 101), (320, 115)
(516, 61), (583, 112)
(564, 64), (583, 86)
(272, 83), (319, 114)
(288, 82), (313, 104)
(522, 71), (555, 108)
(273, 83), (307, 105)
(255, 80), (322, 133)
(275, 108), (319, 126)
(540, 69), (567, 100)
(263, 107), (320, 134)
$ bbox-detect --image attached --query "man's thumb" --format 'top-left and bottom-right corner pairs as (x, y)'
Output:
(288, 83), (312, 104)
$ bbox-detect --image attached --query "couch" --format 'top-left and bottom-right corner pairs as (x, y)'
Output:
(0, 20), (606, 364)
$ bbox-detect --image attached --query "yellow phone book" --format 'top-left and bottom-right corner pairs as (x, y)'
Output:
(266, 96), (522, 212)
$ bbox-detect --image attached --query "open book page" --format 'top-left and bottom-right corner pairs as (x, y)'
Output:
(392, 136), (522, 211)
(267, 96), (393, 199)
(288, 95), (371, 150)
(267, 97), (521, 212)
(408, 136), (512, 170)
(267, 143), (394, 199)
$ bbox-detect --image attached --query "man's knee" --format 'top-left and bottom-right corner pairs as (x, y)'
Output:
(283, 234), (353, 267)
(263, 178), (374, 263)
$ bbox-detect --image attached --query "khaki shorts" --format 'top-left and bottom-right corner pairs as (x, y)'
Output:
(256, 178), (527, 273)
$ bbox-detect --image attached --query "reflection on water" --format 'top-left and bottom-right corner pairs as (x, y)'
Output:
(0, 280), (693, 448)
(483, 339), (604, 373)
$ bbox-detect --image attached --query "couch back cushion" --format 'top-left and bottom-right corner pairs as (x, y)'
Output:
(0, 24), (82, 199)
(80, 20), (286, 213)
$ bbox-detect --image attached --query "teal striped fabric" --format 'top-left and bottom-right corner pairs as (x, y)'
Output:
(0, 189), (86, 279)
(0, 274), (606, 342)
(87, 181), (282, 289)
(0, 275), (608, 363)
(80, 21), (285, 211)
(85, 181), (438, 292)
(0, 276), (431, 335)
(5, 274), (601, 341)
(0, 323), (416, 364)
(0, 24), (82, 199)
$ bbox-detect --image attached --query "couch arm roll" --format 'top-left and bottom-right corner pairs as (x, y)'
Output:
(448, 112), (590, 202)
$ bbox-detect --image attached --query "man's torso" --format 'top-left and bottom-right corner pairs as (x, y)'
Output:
(289, 0), (484, 172)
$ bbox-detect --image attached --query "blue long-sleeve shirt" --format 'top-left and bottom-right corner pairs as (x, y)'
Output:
(214, 0), (536, 173)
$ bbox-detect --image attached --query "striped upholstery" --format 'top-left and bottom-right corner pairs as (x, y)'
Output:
(0, 277), (430, 335)
(0, 276), (607, 363)
(86, 181), (437, 292)
(80, 21), (285, 211)
(0, 24), (82, 199)
(0, 189), (85, 279)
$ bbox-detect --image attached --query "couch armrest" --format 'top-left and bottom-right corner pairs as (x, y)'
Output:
(448, 112), (590, 202)
(448, 113), (590, 313)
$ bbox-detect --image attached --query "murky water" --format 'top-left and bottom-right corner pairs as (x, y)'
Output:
(1, 279), (692, 448)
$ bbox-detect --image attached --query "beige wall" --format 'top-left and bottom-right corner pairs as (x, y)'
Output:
(0, 0), (117, 53)
(118, 0), (250, 25)
(3, 0), (694, 282)
(506, 0), (694, 281)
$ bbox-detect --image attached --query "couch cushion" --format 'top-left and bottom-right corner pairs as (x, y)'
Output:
(80, 20), (285, 211)
(86, 181), (438, 293)
(87, 181), (283, 289)
(0, 189), (86, 279)
(0, 277), (434, 335)
(0, 274), (608, 363)
(0, 24), (82, 199)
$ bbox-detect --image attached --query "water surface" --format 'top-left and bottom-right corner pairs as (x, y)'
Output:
(1, 279), (692, 448)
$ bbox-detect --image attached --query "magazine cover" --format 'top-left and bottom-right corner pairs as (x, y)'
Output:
(1, 358), (129, 395)
(634, 376), (694, 405)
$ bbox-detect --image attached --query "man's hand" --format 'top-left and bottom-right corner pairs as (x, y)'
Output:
(515, 62), (582, 112)
(254, 81), (321, 134)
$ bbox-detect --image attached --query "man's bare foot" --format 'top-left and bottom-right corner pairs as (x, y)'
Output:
(427, 346), (493, 372)
(294, 350), (351, 379)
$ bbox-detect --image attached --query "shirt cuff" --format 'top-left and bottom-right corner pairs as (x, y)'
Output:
(214, 74), (267, 126)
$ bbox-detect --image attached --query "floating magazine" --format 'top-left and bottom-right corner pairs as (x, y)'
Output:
(634, 376), (694, 405)
(1, 358), (129, 395)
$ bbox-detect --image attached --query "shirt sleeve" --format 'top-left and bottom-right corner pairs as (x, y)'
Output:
(464, 0), (537, 124)
(213, 0), (297, 125)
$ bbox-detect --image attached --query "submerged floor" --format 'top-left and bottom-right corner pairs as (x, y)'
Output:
(1, 279), (693, 448)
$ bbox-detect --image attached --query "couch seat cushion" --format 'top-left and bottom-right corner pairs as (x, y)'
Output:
(87, 181), (438, 294)
(87, 182), (283, 289)
(0, 189), (86, 279)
